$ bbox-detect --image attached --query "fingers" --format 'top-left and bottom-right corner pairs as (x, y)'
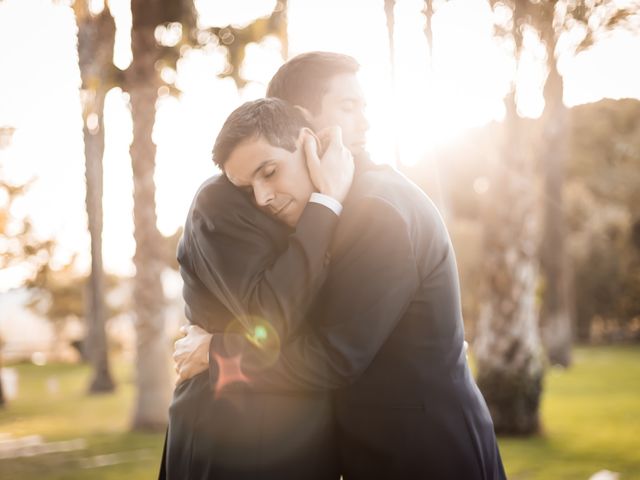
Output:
(303, 130), (319, 161)
(303, 132), (323, 190)
(317, 127), (342, 156)
(315, 127), (333, 143)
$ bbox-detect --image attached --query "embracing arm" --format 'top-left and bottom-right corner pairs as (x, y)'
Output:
(207, 196), (427, 391)
(184, 190), (338, 341)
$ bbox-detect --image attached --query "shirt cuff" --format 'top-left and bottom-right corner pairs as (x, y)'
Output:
(309, 192), (343, 216)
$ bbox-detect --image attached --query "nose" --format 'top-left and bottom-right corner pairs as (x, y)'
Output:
(253, 183), (274, 207)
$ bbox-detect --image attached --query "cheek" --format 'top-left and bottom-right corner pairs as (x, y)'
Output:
(315, 111), (346, 132)
(277, 159), (313, 200)
(336, 113), (356, 134)
(293, 164), (314, 200)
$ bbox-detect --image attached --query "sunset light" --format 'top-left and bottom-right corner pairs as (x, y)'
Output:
(0, 0), (639, 282)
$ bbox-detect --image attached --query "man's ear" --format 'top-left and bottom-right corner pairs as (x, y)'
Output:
(297, 127), (321, 153)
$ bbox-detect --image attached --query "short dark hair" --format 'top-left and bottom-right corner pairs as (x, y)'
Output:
(212, 98), (310, 168)
(266, 51), (360, 115)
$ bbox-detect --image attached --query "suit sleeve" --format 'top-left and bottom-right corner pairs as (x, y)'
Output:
(210, 196), (423, 391)
(185, 187), (339, 341)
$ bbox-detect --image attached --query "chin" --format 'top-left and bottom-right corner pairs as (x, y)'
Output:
(277, 212), (298, 228)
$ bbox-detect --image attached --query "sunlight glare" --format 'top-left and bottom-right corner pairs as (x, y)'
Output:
(240, 36), (284, 85)
(88, 0), (104, 16)
(0, 0), (638, 283)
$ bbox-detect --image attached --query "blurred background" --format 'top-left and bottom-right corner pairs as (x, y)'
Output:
(0, 0), (639, 478)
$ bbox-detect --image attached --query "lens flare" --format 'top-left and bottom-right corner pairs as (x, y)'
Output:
(223, 316), (282, 370)
(210, 349), (248, 393)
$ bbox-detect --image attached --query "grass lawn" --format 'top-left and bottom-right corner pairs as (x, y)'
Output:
(0, 360), (165, 479)
(0, 345), (639, 479)
(499, 345), (640, 480)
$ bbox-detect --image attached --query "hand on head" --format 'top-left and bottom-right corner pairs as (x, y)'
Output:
(303, 126), (354, 204)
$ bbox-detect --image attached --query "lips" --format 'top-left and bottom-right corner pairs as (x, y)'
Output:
(272, 201), (292, 218)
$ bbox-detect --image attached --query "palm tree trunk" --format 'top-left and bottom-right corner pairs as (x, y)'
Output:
(0, 355), (5, 408)
(473, 1), (545, 435)
(474, 89), (545, 435)
(84, 88), (115, 393)
(539, 35), (572, 367)
(423, 0), (434, 71)
(128, 0), (171, 431)
(76, 2), (116, 393)
(272, 0), (288, 59)
(383, 0), (402, 170)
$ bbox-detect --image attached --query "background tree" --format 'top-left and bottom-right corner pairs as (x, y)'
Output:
(0, 164), (54, 408)
(200, 0), (288, 88)
(534, 0), (638, 367)
(124, 0), (193, 431)
(423, 0), (435, 70)
(383, 0), (402, 168)
(0, 126), (16, 408)
(567, 99), (640, 342)
(74, 0), (117, 393)
(474, 0), (545, 435)
(123, 0), (287, 430)
(473, 0), (638, 433)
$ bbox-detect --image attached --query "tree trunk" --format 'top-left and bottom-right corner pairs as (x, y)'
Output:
(0, 355), (5, 408)
(474, 91), (545, 435)
(84, 89), (115, 393)
(273, 0), (288, 59)
(128, 0), (171, 431)
(384, 0), (396, 76)
(423, 0), (434, 71)
(539, 37), (573, 367)
(383, 0), (402, 169)
(76, 2), (116, 393)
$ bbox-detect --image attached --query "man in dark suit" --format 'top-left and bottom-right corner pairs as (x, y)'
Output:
(170, 52), (506, 479)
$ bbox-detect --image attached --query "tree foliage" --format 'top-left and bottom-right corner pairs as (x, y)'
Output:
(0, 177), (55, 282)
(567, 99), (640, 341)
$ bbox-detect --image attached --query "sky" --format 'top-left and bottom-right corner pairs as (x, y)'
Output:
(0, 0), (639, 290)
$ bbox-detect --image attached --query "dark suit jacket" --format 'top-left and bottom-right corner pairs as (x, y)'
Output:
(206, 158), (506, 479)
(166, 159), (506, 480)
(163, 174), (341, 480)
